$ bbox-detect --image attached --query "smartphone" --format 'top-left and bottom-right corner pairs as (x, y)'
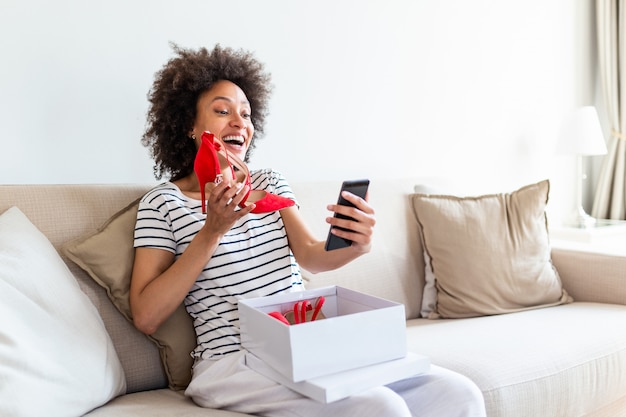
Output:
(324, 179), (370, 251)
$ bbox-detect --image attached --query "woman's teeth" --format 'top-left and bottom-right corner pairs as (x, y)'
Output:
(223, 136), (244, 145)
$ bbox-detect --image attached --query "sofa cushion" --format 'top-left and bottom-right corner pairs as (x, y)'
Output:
(406, 302), (626, 416)
(63, 199), (196, 391)
(83, 388), (250, 416)
(0, 207), (126, 417)
(411, 180), (571, 318)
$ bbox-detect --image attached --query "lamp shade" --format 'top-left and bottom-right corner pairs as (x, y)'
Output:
(557, 106), (608, 156)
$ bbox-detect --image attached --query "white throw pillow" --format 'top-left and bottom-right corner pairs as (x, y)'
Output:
(0, 207), (126, 417)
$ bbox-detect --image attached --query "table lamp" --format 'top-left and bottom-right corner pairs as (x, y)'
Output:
(556, 106), (608, 227)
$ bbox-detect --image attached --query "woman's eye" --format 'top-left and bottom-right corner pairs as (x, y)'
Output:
(216, 109), (229, 115)
(242, 112), (251, 119)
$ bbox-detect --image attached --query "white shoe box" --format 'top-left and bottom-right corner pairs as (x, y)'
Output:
(239, 286), (409, 382)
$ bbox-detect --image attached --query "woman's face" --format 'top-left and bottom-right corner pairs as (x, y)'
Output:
(191, 80), (254, 162)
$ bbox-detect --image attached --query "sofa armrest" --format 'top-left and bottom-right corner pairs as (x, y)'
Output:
(551, 245), (626, 306)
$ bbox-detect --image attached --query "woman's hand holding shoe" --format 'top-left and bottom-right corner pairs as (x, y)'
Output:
(200, 181), (254, 239)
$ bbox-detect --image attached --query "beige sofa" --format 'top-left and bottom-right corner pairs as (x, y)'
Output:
(1, 179), (626, 417)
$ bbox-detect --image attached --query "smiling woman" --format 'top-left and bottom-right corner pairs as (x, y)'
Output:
(128, 43), (485, 417)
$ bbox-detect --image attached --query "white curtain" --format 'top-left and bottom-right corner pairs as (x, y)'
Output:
(592, 0), (626, 220)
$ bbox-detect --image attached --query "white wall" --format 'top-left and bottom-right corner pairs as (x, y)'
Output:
(0, 0), (598, 223)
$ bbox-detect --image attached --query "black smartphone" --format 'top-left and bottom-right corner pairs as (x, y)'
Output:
(324, 179), (370, 251)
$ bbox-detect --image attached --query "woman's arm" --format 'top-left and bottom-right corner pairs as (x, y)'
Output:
(281, 190), (376, 274)
(130, 235), (219, 335)
(129, 182), (253, 335)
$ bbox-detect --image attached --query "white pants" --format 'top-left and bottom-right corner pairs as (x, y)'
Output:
(185, 351), (486, 417)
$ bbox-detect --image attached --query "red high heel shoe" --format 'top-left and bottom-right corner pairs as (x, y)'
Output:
(193, 131), (295, 214)
(193, 132), (235, 213)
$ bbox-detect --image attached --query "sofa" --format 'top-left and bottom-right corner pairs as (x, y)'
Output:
(1, 178), (625, 417)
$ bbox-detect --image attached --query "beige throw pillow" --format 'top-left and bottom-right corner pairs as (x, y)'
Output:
(63, 199), (196, 390)
(411, 180), (572, 319)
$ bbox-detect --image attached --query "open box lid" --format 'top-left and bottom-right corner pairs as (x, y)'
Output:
(246, 351), (430, 403)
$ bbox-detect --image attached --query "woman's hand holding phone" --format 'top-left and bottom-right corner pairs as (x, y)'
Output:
(324, 179), (374, 251)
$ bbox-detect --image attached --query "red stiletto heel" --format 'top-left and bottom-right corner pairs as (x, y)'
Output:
(194, 131), (295, 214)
(271, 297), (325, 325)
(193, 132), (236, 213)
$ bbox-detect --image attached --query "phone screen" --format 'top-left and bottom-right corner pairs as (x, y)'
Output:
(324, 179), (370, 251)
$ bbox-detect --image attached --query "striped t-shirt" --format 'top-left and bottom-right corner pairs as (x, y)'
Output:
(134, 169), (304, 360)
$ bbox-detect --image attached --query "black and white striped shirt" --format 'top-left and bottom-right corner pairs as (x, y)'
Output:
(134, 169), (304, 360)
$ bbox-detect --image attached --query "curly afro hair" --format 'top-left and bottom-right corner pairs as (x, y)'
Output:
(142, 43), (273, 181)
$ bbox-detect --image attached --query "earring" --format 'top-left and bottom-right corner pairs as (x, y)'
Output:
(191, 133), (197, 140)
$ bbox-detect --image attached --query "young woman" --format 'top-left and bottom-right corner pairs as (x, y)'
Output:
(130, 44), (486, 417)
